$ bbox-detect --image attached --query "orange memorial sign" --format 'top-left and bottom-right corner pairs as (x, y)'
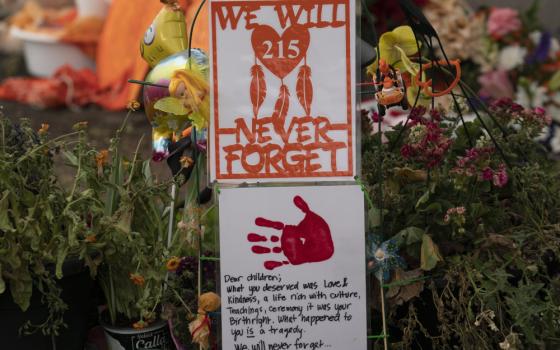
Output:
(209, 0), (356, 182)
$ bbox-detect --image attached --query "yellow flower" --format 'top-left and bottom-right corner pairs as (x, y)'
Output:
(367, 26), (419, 76)
(38, 123), (49, 135)
(129, 273), (145, 286)
(166, 256), (181, 272)
(127, 100), (141, 111)
(96, 149), (109, 167)
(132, 320), (147, 329)
(180, 156), (194, 168)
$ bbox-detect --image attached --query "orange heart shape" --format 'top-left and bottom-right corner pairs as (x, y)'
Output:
(251, 24), (310, 79)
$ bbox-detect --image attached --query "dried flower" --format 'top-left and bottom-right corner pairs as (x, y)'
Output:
(129, 273), (145, 287)
(423, 0), (484, 61)
(84, 234), (97, 243)
(177, 220), (188, 231)
(166, 256), (181, 272)
(72, 121), (88, 131)
(127, 100), (141, 111)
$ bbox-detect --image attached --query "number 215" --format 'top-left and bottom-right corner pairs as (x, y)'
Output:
(262, 40), (300, 59)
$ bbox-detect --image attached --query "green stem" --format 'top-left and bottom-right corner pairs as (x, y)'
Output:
(15, 131), (81, 166)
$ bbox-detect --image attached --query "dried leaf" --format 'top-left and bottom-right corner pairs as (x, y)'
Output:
(386, 268), (424, 305)
(272, 84), (290, 136)
(250, 64), (267, 117)
(394, 167), (428, 183)
(296, 65), (313, 115)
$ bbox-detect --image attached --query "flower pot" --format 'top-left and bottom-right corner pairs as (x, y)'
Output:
(102, 319), (173, 350)
(10, 27), (96, 77)
(0, 258), (94, 350)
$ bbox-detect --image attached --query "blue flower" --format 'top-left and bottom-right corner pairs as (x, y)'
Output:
(366, 236), (405, 282)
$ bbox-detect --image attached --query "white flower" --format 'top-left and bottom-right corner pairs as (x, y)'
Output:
(516, 82), (547, 108)
(550, 126), (560, 153)
(498, 45), (528, 71)
(529, 30), (542, 45)
(499, 340), (511, 350)
(550, 38), (560, 59)
(546, 92), (560, 123)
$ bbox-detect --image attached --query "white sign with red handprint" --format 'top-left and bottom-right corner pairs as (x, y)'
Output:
(219, 185), (367, 349)
(209, 0), (356, 182)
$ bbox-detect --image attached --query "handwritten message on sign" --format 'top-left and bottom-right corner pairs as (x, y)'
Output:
(210, 0), (356, 182)
(219, 186), (367, 349)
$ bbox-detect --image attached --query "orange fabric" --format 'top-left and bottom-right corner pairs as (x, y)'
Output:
(96, 0), (209, 111)
(0, 65), (99, 109)
(61, 17), (105, 59)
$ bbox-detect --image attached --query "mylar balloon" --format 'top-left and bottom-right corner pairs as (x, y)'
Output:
(142, 49), (208, 161)
(140, 3), (188, 68)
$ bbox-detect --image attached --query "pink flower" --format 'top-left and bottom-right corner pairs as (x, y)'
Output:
(456, 207), (466, 215)
(479, 70), (514, 99)
(487, 8), (522, 39)
(481, 167), (494, 181)
(493, 165), (509, 188)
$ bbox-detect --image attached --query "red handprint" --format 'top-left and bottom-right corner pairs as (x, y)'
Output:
(247, 195), (334, 270)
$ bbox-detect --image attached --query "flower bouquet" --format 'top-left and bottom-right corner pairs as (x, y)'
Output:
(60, 111), (192, 350)
(362, 100), (560, 348)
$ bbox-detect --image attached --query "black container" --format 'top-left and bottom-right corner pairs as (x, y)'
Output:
(102, 319), (173, 350)
(0, 259), (94, 350)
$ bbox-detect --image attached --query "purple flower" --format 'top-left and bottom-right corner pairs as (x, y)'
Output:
(527, 32), (552, 65)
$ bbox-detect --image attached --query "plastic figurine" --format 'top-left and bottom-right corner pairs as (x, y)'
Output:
(373, 59), (409, 116)
(140, 2), (209, 162)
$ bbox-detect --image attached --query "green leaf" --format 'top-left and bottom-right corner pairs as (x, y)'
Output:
(415, 190), (431, 209)
(418, 202), (442, 214)
(368, 207), (388, 229)
(0, 191), (13, 231)
(0, 264), (5, 294)
(55, 247), (68, 279)
(420, 234), (442, 271)
(406, 84), (432, 108)
(9, 267), (32, 311)
(549, 70), (560, 91)
(154, 97), (189, 116)
(394, 227), (424, 247)
(62, 150), (79, 166)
